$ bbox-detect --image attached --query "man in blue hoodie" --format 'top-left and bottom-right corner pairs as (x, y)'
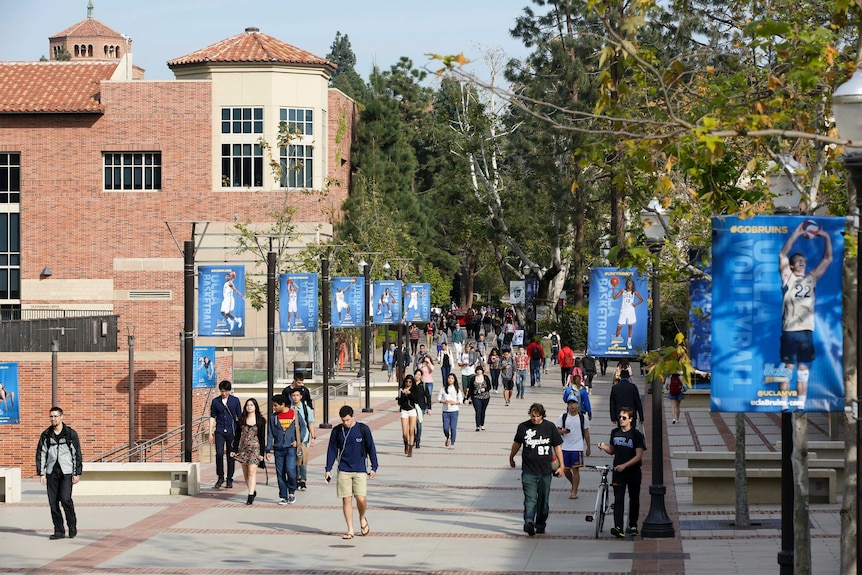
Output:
(266, 394), (306, 505)
(325, 405), (378, 539)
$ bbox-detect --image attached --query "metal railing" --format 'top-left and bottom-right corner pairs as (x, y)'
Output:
(92, 415), (211, 463)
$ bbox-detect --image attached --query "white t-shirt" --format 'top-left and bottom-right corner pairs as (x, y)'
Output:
(556, 410), (590, 452)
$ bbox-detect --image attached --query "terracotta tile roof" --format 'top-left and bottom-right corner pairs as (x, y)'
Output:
(50, 17), (123, 39)
(168, 27), (335, 71)
(0, 62), (117, 113)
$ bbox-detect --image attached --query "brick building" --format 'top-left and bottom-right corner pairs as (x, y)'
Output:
(0, 7), (356, 470)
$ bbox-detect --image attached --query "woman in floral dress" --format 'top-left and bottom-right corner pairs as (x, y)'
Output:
(230, 398), (267, 504)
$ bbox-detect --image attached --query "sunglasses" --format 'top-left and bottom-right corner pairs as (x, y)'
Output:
(619, 415), (630, 420)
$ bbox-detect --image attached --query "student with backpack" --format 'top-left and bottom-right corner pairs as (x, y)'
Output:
(526, 340), (544, 388)
(666, 372), (687, 424)
(556, 396), (590, 499)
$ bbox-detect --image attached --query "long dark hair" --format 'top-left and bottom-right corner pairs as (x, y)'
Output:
(240, 398), (266, 432)
(446, 373), (460, 394)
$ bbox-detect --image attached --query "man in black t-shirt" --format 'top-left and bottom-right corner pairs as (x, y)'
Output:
(509, 403), (564, 536)
(282, 373), (313, 412)
(597, 406), (646, 538)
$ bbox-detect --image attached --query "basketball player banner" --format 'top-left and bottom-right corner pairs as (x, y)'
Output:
(0, 362), (20, 425)
(331, 276), (365, 328)
(372, 280), (403, 325)
(586, 267), (648, 358)
(403, 283), (431, 323)
(711, 215), (844, 413)
(198, 265), (246, 337)
(193, 346), (217, 389)
(280, 273), (319, 332)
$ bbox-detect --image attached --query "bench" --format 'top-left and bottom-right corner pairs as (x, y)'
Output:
(672, 450), (787, 470)
(681, 388), (710, 408)
(74, 462), (200, 496)
(0, 467), (21, 503)
(778, 440), (844, 461)
(675, 467), (836, 505)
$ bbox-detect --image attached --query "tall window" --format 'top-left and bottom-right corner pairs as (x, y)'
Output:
(0, 213), (20, 301)
(222, 107), (263, 134)
(280, 145), (313, 188)
(104, 153), (162, 191)
(279, 108), (313, 136)
(0, 153), (20, 203)
(221, 144), (264, 188)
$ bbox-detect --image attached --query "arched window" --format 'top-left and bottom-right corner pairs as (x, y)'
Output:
(104, 45), (109, 57)
(88, 45), (93, 57)
(116, 45), (121, 58)
(74, 45), (80, 57)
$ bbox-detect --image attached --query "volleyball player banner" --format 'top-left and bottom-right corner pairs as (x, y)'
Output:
(372, 280), (402, 325)
(0, 362), (19, 425)
(280, 273), (318, 332)
(331, 276), (365, 328)
(198, 265), (246, 337)
(403, 283), (431, 323)
(586, 267), (648, 358)
(193, 346), (217, 389)
(688, 263), (712, 374)
(711, 215), (844, 413)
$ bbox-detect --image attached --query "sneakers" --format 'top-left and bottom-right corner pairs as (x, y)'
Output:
(535, 527), (546, 534)
(672, 419), (678, 424)
(476, 427), (481, 431)
(505, 401), (510, 406)
(287, 494), (297, 504)
(298, 481), (307, 491)
(480, 426), (485, 430)
(49, 532), (65, 540)
(213, 478), (224, 489)
(447, 444), (455, 449)
(278, 498), (288, 505)
(610, 526), (625, 539)
(628, 526), (639, 536)
(226, 480), (233, 488)
(524, 521), (536, 537)
(69, 527), (77, 539)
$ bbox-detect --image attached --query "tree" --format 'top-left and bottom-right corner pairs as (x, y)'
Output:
(326, 32), (367, 101)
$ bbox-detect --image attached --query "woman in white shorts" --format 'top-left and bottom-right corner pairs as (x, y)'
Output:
(397, 375), (419, 457)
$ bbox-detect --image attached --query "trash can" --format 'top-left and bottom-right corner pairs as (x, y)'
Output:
(294, 361), (313, 381)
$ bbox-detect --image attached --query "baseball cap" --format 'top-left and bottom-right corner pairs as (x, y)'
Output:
(567, 397), (579, 403)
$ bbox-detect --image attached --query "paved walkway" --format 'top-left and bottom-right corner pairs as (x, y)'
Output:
(0, 369), (842, 574)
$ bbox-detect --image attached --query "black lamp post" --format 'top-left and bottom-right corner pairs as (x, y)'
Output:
(359, 260), (373, 412)
(832, 69), (862, 575)
(639, 199), (675, 539)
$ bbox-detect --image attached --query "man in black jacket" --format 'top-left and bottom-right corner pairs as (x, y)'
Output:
(608, 370), (644, 428)
(36, 406), (83, 539)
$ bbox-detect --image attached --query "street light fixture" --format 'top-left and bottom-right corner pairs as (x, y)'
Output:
(639, 199), (675, 539)
(356, 259), (373, 412)
(831, 68), (862, 575)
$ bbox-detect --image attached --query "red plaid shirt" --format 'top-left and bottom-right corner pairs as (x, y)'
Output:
(514, 354), (529, 371)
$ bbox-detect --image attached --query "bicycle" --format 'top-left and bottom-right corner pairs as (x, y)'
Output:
(584, 464), (613, 538)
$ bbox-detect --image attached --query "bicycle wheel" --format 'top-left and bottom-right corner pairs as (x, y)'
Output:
(598, 484), (609, 534)
(595, 483), (607, 538)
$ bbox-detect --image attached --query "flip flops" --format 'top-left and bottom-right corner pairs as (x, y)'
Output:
(360, 519), (370, 536)
(342, 533), (354, 540)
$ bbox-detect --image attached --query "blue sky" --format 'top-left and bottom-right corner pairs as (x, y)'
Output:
(0, 0), (530, 81)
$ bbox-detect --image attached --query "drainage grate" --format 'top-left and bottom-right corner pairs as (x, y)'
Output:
(679, 518), (785, 530)
(609, 552), (690, 560)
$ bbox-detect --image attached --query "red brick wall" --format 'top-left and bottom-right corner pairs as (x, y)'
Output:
(0, 79), (353, 351)
(0, 352), (230, 474)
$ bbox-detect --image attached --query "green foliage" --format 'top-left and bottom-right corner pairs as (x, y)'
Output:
(326, 32), (368, 101)
(54, 44), (71, 61)
(557, 305), (589, 353)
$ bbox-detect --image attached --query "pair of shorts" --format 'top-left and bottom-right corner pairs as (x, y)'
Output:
(502, 379), (514, 391)
(563, 450), (584, 468)
(780, 330), (815, 364)
(667, 393), (684, 401)
(336, 470), (367, 498)
(400, 409), (417, 419)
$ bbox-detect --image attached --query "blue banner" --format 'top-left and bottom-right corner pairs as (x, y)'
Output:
(280, 273), (318, 332)
(198, 265), (246, 337)
(372, 280), (402, 325)
(0, 362), (19, 424)
(689, 264), (712, 373)
(711, 215), (844, 412)
(586, 267), (648, 358)
(403, 283), (431, 323)
(331, 277), (365, 328)
(193, 347), (217, 389)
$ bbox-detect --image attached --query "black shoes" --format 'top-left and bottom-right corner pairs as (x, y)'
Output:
(214, 478), (224, 489)
(627, 526), (639, 536)
(49, 532), (65, 540)
(523, 521), (536, 537)
(226, 480), (233, 488)
(610, 526), (625, 539)
(69, 527), (77, 538)
(298, 481), (307, 491)
(535, 527), (545, 534)
(246, 491), (257, 505)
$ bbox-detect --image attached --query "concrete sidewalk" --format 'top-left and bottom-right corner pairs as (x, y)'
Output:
(0, 368), (841, 574)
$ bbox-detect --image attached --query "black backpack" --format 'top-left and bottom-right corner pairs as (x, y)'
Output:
(530, 346), (541, 360)
(561, 411), (586, 440)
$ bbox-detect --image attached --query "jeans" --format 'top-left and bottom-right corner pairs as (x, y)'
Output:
(521, 471), (552, 529)
(442, 410), (459, 445)
(441, 367), (451, 388)
(425, 381), (434, 399)
(490, 369), (501, 390)
(273, 446), (298, 499)
(516, 370), (527, 397)
(472, 397), (489, 428)
(47, 466), (76, 534)
(297, 443), (308, 483)
(613, 467), (642, 530)
(214, 431), (236, 480)
(529, 359), (542, 386)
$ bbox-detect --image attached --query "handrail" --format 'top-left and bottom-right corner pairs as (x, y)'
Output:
(92, 415), (210, 463)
